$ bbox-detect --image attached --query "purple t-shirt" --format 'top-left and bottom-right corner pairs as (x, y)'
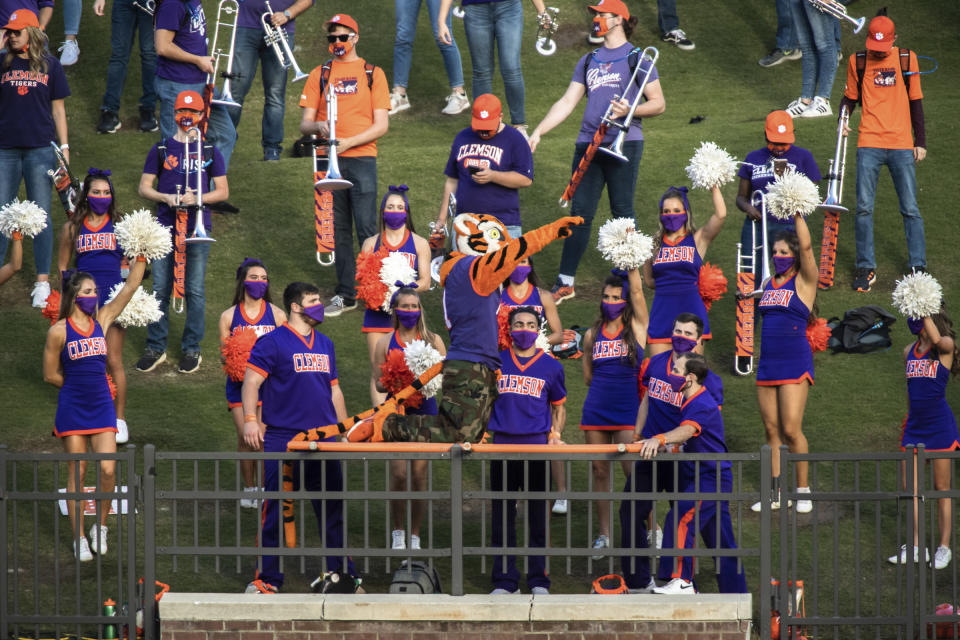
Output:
(488, 349), (566, 436)
(573, 42), (659, 145)
(443, 125), (533, 228)
(442, 254), (501, 370)
(738, 145), (822, 225)
(237, 0), (304, 34)
(142, 137), (226, 232)
(0, 0), (53, 28)
(0, 55), (70, 149)
(155, 0), (207, 84)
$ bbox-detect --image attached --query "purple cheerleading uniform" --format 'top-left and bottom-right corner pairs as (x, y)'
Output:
(387, 332), (438, 416)
(638, 351), (724, 440)
(648, 234), (710, 343)
(499, 283), (544, 319)
(581, 325), (642, 430)
(442, 255), (501, 370)
(54, 319), (117, 438)
(489, 349), (566, 437)
(756, 274), (813, 385)
(225, 301), (277, 408)
(155, 0), (207, 84)
(75, 217), (123, 307)
(362, 231), (419, 333)
(902, 343), (959, 451)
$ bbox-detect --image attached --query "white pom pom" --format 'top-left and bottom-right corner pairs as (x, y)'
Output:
(596, 218), (654, 271)
(404, 339), (444, 398)
(535, 329), (552, 354)
(0, 199), (48, 238)
(764, 169), (820, 220)
(892, 271), (943, 319)
(106, 282), (163, 328)
(685, 142), (739, 190)
(379, 252), (418, 313)
(114, 209), (172, 261)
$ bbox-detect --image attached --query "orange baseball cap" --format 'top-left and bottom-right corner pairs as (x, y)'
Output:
(866, 16), (894, 52)
(174, 90), (203, 111)
(588, 0), (630, 20)
(471, 94), (502, 130)
(765, 110), (795, 144)
(3, 9), (40, 30)
(325, 13), (359, 34)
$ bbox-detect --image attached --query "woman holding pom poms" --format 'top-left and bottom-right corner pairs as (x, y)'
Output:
(371, 287), (446, 551)
(41, 257), (146, 561)
(217, 258), (286, 508)
(643, 184), (726, 357)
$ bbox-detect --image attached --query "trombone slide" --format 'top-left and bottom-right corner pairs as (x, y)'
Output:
(596, 46), (659, 162)
(184, 127), (215, 245)
(209, 0), (242, 108)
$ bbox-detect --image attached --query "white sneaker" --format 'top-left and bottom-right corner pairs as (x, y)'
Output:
(531, 586), (550, 595)
(887, 544), (930, 565)
(89, 524), (108, 555)
(58, 39), (80, 66)
(410, 534), (421, 550)
(652, 578), (696, 595)
(551, 499), (568, 514)
(591, 534), (610, 561)
(514, 124), (530, 141)
(441, 91), (470, 115)
(391, 529), (406, 550)
(785, 97), (810, 118)
(389, 90), (410, 115)
(490, 587), (520, 595)
(647, 526), (663, 549)
(799, 96), (833, 118)
(627, 577), (657, 594)
(115, 419), (129, 444)
(240, 486), (260, 509)
(31, 281), (51, 308)
(751, 496), (791, 512)
(932, 545), (952, 570)
(795, 487), (812, 513)
(74, 536), (93, 562)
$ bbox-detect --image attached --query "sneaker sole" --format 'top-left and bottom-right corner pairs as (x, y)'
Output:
(552, 291), (575, 305)
(179, 364), (201, 374)
(136, 353), (166, 372)
(442, 105), (470, 115)
(139, 125), (159, 133)
(388, 104), (411, 116)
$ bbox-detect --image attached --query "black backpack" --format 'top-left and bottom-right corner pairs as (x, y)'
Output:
(389, 560), (443, 594)
(827, 305), (897, 354)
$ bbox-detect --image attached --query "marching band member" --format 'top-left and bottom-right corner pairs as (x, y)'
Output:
(217, 258), (286, 508)
(136, 90), (228, 374)
(643, 185), (726, 357)
(42, 259), (147, 561)
(528, 0), (664, 303)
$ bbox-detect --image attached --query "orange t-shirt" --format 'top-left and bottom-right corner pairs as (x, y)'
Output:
(843, 47), (923, 150)
(299, 57), (390, 158)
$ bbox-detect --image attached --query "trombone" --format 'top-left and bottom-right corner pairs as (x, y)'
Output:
(535, 7), (559, 56)
(732, 191), (772, 375)
(261, 1), (308, 83)
(209, 0), (242, 108)
(184, 127), (216, 246)
(819, 105), (849, 213)
(806, 0), (865, 33)
(597, 46), (659, 162)
(314, 83), (353, 191)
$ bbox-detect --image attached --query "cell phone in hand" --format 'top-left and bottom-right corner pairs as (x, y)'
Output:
(468, 166), (481, 175)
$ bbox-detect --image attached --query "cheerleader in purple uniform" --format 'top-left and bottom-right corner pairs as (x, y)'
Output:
(643, 184), (726, 357)
(754, 213), (818, 513)
(580, 267), (648, 555)
(889, 311), (959, 570)
(217, 258), (286, 508)
(42, 259), (147, 561)
(56, 169), (130, 442)
(359, 186), (432, 404)
(371, 288), (446, 551)
(499, 256), (563, 346)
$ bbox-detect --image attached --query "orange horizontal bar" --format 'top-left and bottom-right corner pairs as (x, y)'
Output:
(469, 443), (644, 454)
(286, 441), (643, 454)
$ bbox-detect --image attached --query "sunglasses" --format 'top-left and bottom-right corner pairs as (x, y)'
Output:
(326, 33), (354, 43)
(6, 29), (22, 36)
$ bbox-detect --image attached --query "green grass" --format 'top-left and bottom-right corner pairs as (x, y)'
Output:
(2, 0), (960, 634)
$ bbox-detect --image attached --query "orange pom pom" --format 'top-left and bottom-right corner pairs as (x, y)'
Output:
(42, 289), (61, 325)
(355, 245), (389, 311)
(221, 326), (259, 382)
(806, 317), (831, 353)
(497, 305), (512, 351)
(105, 372), (117, 400)
(379, 348), (423, 409)
(698, 262), (727, 312)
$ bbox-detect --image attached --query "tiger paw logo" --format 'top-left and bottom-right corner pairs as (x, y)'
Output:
(17, 86), (28, 96)
(163, 154), (179, 171)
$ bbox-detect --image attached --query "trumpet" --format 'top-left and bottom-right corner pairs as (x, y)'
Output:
(597, 46), (659, 162)
(313, 83), (353, 191)
(261, 1), (308, 83)
(209, 0), (242, 108)
(819, 105), (849, 213)
(806, 0), (865, 33)
(452, 6), (464, 18)
(535, 7), (559, 56)
(184, 127), (216, 246)
(132, 0), (154, 15)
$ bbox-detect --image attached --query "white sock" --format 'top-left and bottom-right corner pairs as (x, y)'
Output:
(557, 274), (574, 286)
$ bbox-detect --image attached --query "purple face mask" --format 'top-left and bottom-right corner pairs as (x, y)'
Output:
(601, 300), (627, 321)
(907, 317), (925, 335)
(75, 295), (98, 316)
(773, 256), (795, 275)
(302, 303), (325, 324)
(511, 328), (538, 350)
(395, 308), (421, 329)
(668, 372), (687, 394)
(671, 335), (697, 354)
(244, 280), (268, 300)
(509, 265), (531, 285)
(87, 195), (112, 215)
(660, 213), (687, 232)
(383, 210), (407, 230)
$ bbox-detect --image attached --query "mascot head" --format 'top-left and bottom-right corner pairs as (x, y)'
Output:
(453, 213), (512, 256)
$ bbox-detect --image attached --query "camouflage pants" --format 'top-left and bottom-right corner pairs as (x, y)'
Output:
(382, 360), (498, 443)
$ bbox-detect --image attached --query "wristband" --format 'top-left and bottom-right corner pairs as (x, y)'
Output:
(12, 231), (22, 240)
(60, 144), (69, 149)
(136, 256), (147, 263)
(244, 414), (258, 423)
(655, 434), (666, 447)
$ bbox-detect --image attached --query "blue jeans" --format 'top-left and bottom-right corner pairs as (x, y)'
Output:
(775, 0), (795, 50)
(394, 0), (465, 90)
(332, 156), (379, 300)
(0, 146), (54, 276)
(463, 0), (524, 125)
(63, 0), (81, 35)
(855, 147), (925, 270)
(558, 140), (643, 279)
(790, 0), (837, 99)
(100, 0), (157, 113)
(657, 0), (679, 34)
(154, 76), (238, 170)
(224, 26), (289, 152)
(146, 239), (211, 354)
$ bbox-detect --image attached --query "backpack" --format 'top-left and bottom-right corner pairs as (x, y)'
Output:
(854, 48), (912, 106)
(389, 560), (443, 594)
(827, 305), (897, 354)
(155, 137), (214, 179)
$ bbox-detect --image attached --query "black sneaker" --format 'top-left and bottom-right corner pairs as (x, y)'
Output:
(139, 108), (158, 133)
(97, 110), (121, 134)
(852, 268), (877, 292)
(661, 28), (695, 51)
(263, 147), (281, 162)
(135, 349), (166, 372)
(178, 352), (202, 374)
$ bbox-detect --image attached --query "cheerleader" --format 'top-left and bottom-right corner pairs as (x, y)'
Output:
(889, 310), (958, 570)
(643, 184), (726, 357)
(217, 258), (286, 508)
(57, 169), (131, 443)
(370, 288), (446, 550)
(359, 186), (432, 404)
(42, 260), (146, 561)
(580, 267), (648, 557)
(753, 213), (817, 514)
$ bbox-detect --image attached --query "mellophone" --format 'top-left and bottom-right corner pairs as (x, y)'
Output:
(171, 127), (216, 314)
(261, 1), (308, 83)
